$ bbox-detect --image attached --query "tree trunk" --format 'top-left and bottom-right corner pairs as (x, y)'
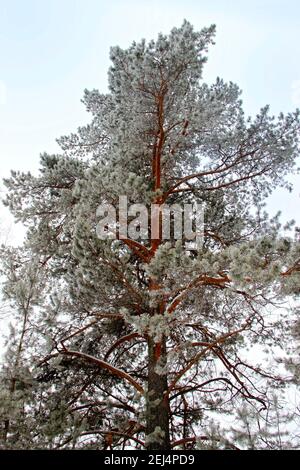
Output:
(146, 335), (170, 450)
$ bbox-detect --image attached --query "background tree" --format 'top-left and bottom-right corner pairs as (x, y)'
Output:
(0, 248), (44, 447)
(1, 21), (300, 450)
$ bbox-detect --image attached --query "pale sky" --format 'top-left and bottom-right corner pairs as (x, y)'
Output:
(0, 0), (300, 239)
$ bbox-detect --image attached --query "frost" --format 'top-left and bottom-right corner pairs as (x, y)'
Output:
(124, 310), (171, 342)
(1, 18), (300, 451)
(145, 426), (166, 446)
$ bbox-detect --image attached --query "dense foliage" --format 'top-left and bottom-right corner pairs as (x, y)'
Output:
(1, 21), (300, 449)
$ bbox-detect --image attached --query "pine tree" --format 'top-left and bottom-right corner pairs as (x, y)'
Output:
(0, 248), (44, 447)
(1, 21), (300, 450)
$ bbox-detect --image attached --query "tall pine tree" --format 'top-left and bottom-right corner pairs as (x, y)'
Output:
(1, 21), (300, 450)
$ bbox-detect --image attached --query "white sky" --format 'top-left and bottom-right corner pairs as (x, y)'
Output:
(0, 0), (299, 235)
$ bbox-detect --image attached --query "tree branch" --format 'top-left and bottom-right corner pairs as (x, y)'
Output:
(60, 348), (144, 394)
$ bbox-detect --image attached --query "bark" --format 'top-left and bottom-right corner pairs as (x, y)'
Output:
(146, 335), (170, 450)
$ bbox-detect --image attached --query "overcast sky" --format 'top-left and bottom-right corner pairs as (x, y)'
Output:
(0, 0), (300, 241)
